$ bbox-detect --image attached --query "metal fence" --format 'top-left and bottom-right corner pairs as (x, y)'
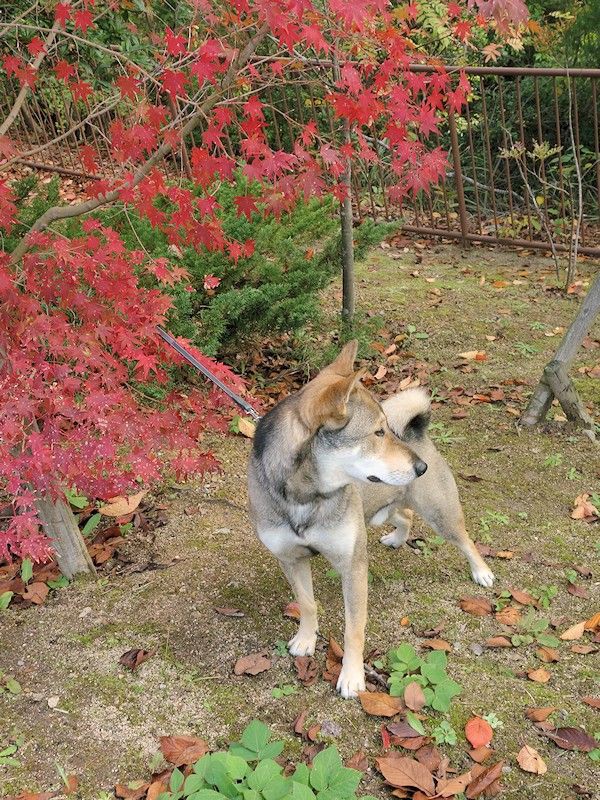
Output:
(3, 63), (600, 257)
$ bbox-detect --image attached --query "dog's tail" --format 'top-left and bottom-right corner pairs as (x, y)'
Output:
(382, 388), (431, 441)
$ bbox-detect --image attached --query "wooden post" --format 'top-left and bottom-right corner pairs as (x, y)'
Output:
(36, 496), (97, 579)
(521, 272), (600, 428)
(340, 120), (355, 322)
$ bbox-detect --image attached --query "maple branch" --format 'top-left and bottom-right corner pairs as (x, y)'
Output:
(9, 21), (270, 266)
(0, 16), (62, 138)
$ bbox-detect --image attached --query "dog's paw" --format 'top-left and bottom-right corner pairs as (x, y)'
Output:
(380, 530), (406, 548)
(288, 631), (317, 657)
(471, 565), (495, 588)
(336, 665), (366, 700)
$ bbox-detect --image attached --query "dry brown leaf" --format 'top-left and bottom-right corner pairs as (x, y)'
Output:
(22, 581), (49, 605)
(215, 606), (245, 617)
(459, 596), (492, 616)
(544, 726), (597, 752)
(115, 783), (149, 800)
(294, 655), (319, 686)
(64, 776), (78, 796)
(582, 697), (600, 710)
(160, 735), (209, 766)
(571, 494), (598, 521)
(465, 717), (494, 748)
(458, 350), (487, 361)
(5, 793), (56, 800)
(560, 621), (585, 640)
(323, 636), (344, 685)
(358, 691), (404, 717)
(567, 584), (590, 599)
(517, 745), (547, 775)
(421, 638), (452, 651)
(293, 709), (308, 737)
(119, 648), (154, 671)
(237, 417), (256, 438)
(283, 601), (301, 620)
(469, 746), (495, 763)
(495, 606), (521, 626)
(436, 771), (473, 797)
(404, 681), (426, 712)
(570, 644), (597, 655)
(345, 751), (368, 771)
(415, 744), (441, 772)
(525, 707), (555, 722)
(527, 667), (551, 683)
(509, 588), (537, 606)
(486, 636), (512, 648)
(99, 490), (147, 517)
(536, 646), (559, 663)
(233, 651), (271, 676)
(584, 611), (600, 631)
(146, 781), (167, 800)
(375, 754), (435, 796)
(465, 760), (504, 798)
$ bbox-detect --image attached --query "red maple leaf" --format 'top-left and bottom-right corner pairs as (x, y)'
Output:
(454, 19), (472, 40)
(54, 60), (76, 82)
(117, 74), (140, 99)
(203, 274), (221, 291)
(74, 9), (95, 33)
(161, 69), (188, 97)
(54, 2), (71, 26)
(27, 37), (46, 57)
(70, 79), (93, 103)
(234, 195), (259, 220)
(165, 27), (187, 56)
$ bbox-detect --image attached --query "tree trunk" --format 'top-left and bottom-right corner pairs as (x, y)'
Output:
(521, 272), (600, 427)
(36, 496), (97, 579)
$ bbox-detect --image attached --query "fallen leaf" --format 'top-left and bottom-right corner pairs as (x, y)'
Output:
(495, 606), (521, 626)
(526, 707), (556, 722)
(5, 793), (55, 800)
(346, 751), (368, 771)
(160, 735), (209, 766)
(215, 606), (245, 617)
(375, 754), (435, 796)
(465, 760), (504, 798)
(517, 745), (547, 775)
(146, 780), (167, 800)
(465, 717), (494, 748)
(64, 776), (78, 795)
(459, 596), (492, 616)
(283, 601), (301, 620)
(458, 350), (487, 361)
(573, 564), (592, 578)
(22, 581), (49, 605)
(415, 744), (441, 772)
(570, 644), (597, 655)
(527, 667), (551, 683)
(293, 709), (308, 737)
(47, 696), (60, 709)
(294, 656), (319, 686)
(404, 682), (426, 712)
(358, 691), (404, 717)
(421, 639), (452, 651)
(544, 726), (597, 752)
(582, 697), (600, 710)
(584, 611), (600, 631)
(114, 783), (149, 800)
(560, 621), (585, 640)
(237, 417), (256, 438)
(119, 648), (154, 671)
(99, 490), (147, 517)
(567, 584), (589, 599)
(436, 771), (473, 797)
(571, 494), (598, 521)
(509, 588), (537, 606)
(469, 746), (495, 763)
(233, 651), (271, 676)
(306, 724), (321, 742)
(323, 636), (344, 685)
(536, 646), (559, 663)
(486, 636), (512, 648)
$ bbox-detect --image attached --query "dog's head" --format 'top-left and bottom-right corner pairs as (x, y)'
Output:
(297, 341), (427, 487)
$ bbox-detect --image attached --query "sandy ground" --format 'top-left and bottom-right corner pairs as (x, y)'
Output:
(1, 241), (599, 800)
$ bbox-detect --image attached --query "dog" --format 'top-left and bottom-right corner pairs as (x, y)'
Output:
(248, 341), (494, 699)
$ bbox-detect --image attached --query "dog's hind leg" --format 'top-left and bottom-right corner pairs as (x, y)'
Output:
(279, 557), (319, 657)
(380, 507), (414, 548)
(407, 473), (495, 587)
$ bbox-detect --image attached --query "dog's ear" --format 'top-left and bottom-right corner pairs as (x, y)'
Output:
(324, 340), (358, 377)
(298, 369), (364, 431)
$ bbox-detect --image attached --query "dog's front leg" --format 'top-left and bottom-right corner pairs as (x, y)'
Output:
(327, 530), (368, 700)
(279, 557), (318, 656)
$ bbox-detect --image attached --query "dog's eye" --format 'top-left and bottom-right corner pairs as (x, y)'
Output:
(374, 428), (385, 437)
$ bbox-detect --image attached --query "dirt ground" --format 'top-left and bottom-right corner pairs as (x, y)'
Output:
(1, 241), (599, 800)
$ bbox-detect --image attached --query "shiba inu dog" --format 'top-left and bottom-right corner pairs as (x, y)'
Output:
(247, 341), (494, 699)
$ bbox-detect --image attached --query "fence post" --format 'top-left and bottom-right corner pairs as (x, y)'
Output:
(448, 109), (469, 248)
(340, 120), (355, 322)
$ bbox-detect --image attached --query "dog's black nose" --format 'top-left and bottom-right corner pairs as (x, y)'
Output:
(414, 460), (428, 477)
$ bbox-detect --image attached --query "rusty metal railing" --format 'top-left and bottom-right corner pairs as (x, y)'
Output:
(2, 63), (600, 257)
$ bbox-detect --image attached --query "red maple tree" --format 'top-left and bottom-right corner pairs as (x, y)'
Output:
(0, 0), (528, 570)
